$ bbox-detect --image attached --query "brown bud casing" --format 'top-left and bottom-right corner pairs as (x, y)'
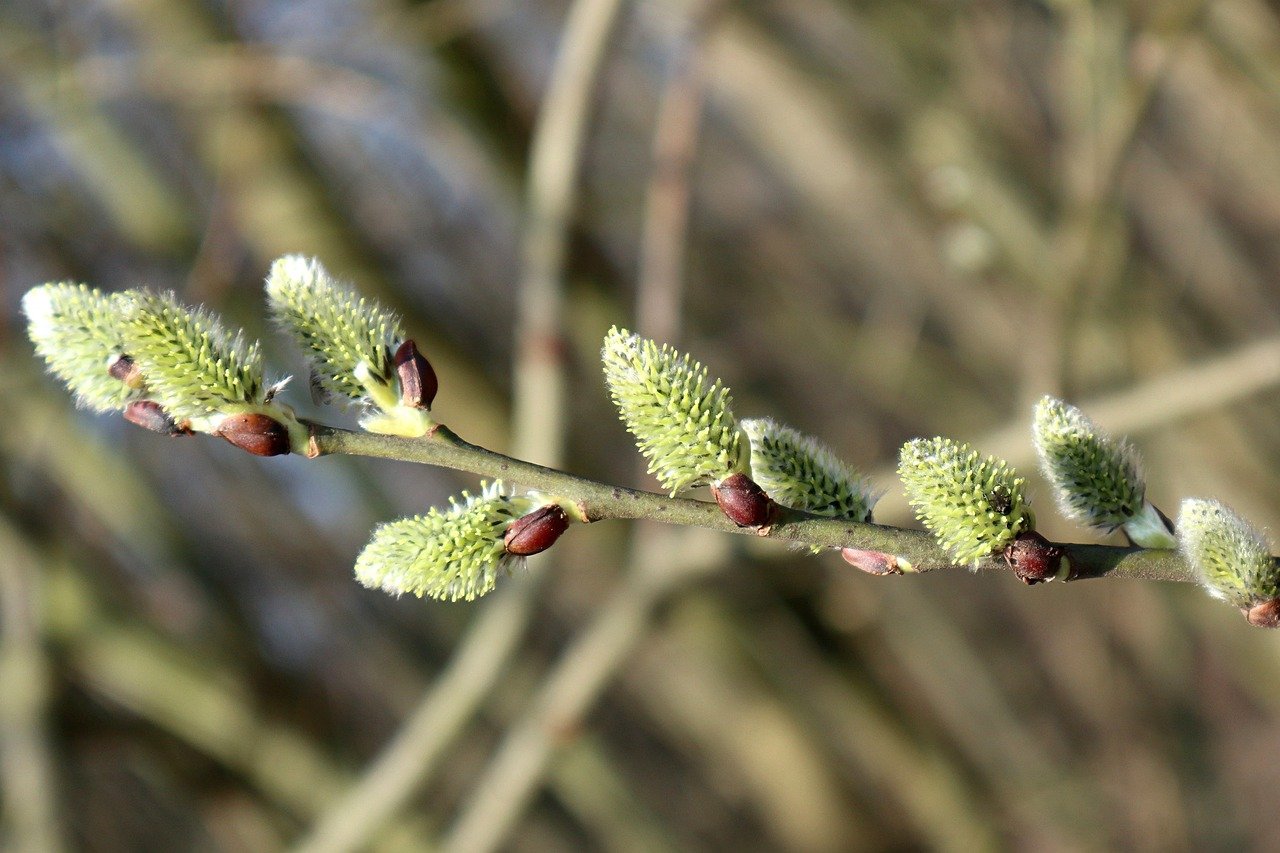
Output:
(1245, 598), (1280, 628)
(108, 354), (144, 388)
(395, 339), (438, 410)
(124, 400), (190, 435)
(215, 413), (292, 456)
(504, 505), (570, 556)
(841, 548), (904, 576)
(1003, 531), (1068, 585)
(711, 473), (775, 529)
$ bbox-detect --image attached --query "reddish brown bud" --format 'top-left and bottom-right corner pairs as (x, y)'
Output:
(123, 400), (190, 435)
(840, 548), (905, 576)
(1245, 598), (1280, 628)
(215, 413), (292, 457)
(1003, 531), (1068, 585)
(504, 505), (570, 556)
(395, 339), (438, 410)
(711, 473), (775, 529)
(108, 354), (144, 388)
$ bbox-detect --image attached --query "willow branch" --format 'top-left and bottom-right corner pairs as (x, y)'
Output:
(306, 423), (1198, 584)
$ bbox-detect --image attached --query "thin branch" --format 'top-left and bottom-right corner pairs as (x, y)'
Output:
(513, 0), (629, 465)
(306, 423), (1199, 584)
(0, 522), (65, 853)
(636, 1), (719, 344)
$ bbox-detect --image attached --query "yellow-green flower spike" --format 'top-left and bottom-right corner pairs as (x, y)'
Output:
(742, 418), (876, 521)
(265, 255), (430, 437)
(123, 291), (305, 449)
(899, 437), (1033, 565)
(1033, 396), (1176, 548)
(1178, 498), (1279, 615)
(265, 255), (402, 401)
(23, 283), (142, 412)
(602, 326), (741, 495)
(354, 482), (529, 602)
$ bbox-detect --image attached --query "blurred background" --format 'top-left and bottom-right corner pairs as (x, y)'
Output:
(4, 0), (1280, 849)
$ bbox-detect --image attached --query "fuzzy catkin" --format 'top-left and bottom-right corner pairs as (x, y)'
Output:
(355, 482), (525, 602)
(265, 255), (405, 403)
(899, 437), (1031, 564)
(602, 326), (740, 495)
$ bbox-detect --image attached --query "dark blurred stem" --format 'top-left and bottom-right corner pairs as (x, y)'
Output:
(307, 422), (1200, 583)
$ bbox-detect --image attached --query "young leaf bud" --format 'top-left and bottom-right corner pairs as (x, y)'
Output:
(1032, 396), (1175, 548)
(840, 548), (912, 576)
(395, 339), (437, 410)
(710, 472), (774, 528)
(215, 412), (293, 456)
(1003, 531), (1069, 585)
(1178, 498), (1280, 625)
(742, 418), (876, 522)
(504, 504), (570, 556)
(355, 482), (521, 602)
(899, 437), (1033, 565)
(601, 326), (740, 495)
(123, 401), (189, 435)
(107, 354), (144, 388)
(1246, 599), (1280, 628)
(23, 283), (143, 413)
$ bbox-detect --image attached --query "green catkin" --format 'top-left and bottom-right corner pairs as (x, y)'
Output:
(602, 326), (741, 495)
(354, 482), (528, 601)
(898, 437), (1032, 565)
(1178, 498), (1278, 609)
(742, 418), (875, 521)
(122, 291), (267, 422)
(24, 283), (142, 412)
(265, 255), (405, 403)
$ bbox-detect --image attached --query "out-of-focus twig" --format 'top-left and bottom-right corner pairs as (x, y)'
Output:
(1049, 0), (1209, 394)
(513, 0), (629, 467)
(0, 522), (64, 853)
(439, 527), (726, 853)
(872, 333), (1280, 524)
(292, 2), (626, 851)
(636, 2), (720, 344)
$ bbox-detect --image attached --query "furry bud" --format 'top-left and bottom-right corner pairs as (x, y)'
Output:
(1179, 498), (1279, 625)
(742, 418), (876, 522)
(24, 283), (143, 412)
(504, 504), (570, 556)
(123, 400), (189, 435)
(265, 256), (408, 412)
(1032, 396), (1175, 549)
